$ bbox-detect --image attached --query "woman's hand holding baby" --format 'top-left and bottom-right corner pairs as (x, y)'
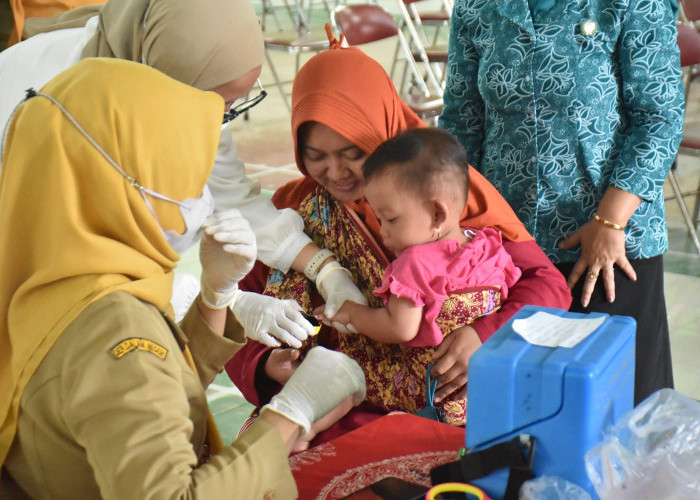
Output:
(265, 348), (302, 384)
(431, 325), (482, 402)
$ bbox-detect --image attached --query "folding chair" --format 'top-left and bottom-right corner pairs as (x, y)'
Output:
(680, 0), (700, 25)
(330, 3), (443, 124)
(259, 0), (296, 32)
(400, 0), (452, 49)
(665, 22), (700, 255)
(391, 0), (449, 97)
(262, 0), (332, 112)
(680, 0), (700, 91)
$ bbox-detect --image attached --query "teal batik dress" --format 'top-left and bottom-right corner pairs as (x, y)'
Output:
(439, 0), (684, 404)
(440, 0), (684, 263)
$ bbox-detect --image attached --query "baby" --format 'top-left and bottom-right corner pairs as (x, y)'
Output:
(318, 127), (522, 425)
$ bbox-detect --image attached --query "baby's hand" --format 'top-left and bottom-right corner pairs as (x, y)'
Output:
(265, 348), (301, 384)
(313, 303), (351, 325)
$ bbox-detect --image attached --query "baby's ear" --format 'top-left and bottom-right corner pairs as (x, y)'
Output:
(432, 199), (449, 227)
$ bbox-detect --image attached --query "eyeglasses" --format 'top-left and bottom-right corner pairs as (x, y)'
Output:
(222, 79), (267, 124)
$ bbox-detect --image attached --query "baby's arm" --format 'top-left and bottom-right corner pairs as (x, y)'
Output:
(318, 295), (423, 344)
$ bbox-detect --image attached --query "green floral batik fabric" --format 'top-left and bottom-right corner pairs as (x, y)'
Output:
(440, 0), (684, 262)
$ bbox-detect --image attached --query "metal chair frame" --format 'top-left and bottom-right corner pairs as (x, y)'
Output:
(262, 0), (334, 112)
(390, 0), (449, 97)
(665, 21), (700, 255)
(330, 3), (443, 123)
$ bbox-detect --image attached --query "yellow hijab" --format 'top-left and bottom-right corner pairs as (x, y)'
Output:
(0, 58), (223, 465)
(23, 0), (264, 91)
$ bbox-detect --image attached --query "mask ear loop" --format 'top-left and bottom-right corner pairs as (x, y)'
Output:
(9, 88), (193, 232)
(0, 89), (34, 160)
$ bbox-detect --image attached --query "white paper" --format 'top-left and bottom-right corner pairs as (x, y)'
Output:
(512, 311), (605, 348)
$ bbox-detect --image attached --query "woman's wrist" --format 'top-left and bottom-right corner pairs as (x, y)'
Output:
(592, 212), (626, 231)
(259, 409), (302, 454)
(303, 248), (335, 281)
(595, 186), (641, 230)
(194, 295), (228, 335)
(291, 243), (335, 278)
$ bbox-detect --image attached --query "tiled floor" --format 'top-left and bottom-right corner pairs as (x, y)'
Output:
(176, 10), (700, 444)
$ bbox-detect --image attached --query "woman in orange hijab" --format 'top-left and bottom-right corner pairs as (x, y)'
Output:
(227, 32), (571, 444)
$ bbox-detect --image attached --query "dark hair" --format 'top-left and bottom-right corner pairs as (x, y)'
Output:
(362, 127), (469, 203)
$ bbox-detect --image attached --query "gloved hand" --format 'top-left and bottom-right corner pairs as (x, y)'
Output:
(262, 346), (366, 436)
(315, 261), (367, 333)
(230, 292), (315, 348)
(199, 209), (257, 309)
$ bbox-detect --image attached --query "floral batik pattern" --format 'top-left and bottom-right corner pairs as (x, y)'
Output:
(265, 187), (501, 425)
(440, 0), (684, 262)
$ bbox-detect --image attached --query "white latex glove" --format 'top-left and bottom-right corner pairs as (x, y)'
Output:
(262, 346), (366, 436)
(315, 261), (368, 333)
(199, 209), (256, 308)
(229, 291), (315, 348)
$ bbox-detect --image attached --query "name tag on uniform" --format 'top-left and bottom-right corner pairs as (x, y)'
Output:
(111, 337), (168, 360)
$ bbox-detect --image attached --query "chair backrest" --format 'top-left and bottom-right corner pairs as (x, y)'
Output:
(401, 0), (453, 17)
(680, 0), (700, 22)
(677, 23), (700, 67)
(332, 3), (438, 97)
(331, 3), (399, 45)
(391, 0), (446, 93)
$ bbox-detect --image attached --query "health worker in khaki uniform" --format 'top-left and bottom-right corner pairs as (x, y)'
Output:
(0, 58), (366, 499)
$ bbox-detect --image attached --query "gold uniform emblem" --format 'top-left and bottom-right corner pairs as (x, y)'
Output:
(111, 338), (168, 360)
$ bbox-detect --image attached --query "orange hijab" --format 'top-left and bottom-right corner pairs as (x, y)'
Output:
(276, 28), (532, 243)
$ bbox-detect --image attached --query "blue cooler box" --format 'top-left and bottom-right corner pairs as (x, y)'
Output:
(466, 306), (635, 499)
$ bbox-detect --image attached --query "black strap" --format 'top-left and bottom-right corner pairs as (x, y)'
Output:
(430, 435), (536, 500)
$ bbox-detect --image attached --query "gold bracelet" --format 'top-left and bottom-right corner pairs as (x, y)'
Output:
(593, 212), (626, 231)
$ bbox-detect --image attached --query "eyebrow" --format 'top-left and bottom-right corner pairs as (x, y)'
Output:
(304, 144), (362, 154)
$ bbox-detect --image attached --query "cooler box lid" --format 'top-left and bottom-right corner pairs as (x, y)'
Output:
(466, 305), (635, 448)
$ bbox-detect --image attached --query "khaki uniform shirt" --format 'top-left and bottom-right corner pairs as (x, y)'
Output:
(2, 291), (297, 499)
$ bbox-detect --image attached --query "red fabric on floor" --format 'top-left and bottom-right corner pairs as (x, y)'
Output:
(289, 412), (468, 500)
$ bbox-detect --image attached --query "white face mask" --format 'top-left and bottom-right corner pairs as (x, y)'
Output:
(162, 185), (214, 254)
(13, 89), (213, 255)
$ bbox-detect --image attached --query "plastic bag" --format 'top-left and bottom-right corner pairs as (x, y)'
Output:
(585, 388), (700, 500)
(519, 476), (591, 500)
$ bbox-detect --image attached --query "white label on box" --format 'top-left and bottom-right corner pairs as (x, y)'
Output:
(512, 311), (606, 348)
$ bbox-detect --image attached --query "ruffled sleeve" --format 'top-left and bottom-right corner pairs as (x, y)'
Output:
(373, 251), (430, 307)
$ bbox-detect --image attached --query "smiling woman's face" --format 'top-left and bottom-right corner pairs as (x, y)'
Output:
(300, 122), (368, 203)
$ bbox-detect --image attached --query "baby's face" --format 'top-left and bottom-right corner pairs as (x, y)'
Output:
(365, 172), (434, 255)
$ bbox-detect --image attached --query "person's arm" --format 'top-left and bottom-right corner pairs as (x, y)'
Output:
(209, 131), (348, 281)
(208, 139), (366, 325)
(326, 296), (424, 344)
(431, 241), (572, 399)
(62, 299), (298, 499)
(225, 339), (279, 407)
(181, 295), (245, 386)
(560, 2), (684, 306)
(438, 0), (485, 170)
(207, 129), (313, 272)
(469, 239), (572, 343)
(559, 187), (640, 307)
